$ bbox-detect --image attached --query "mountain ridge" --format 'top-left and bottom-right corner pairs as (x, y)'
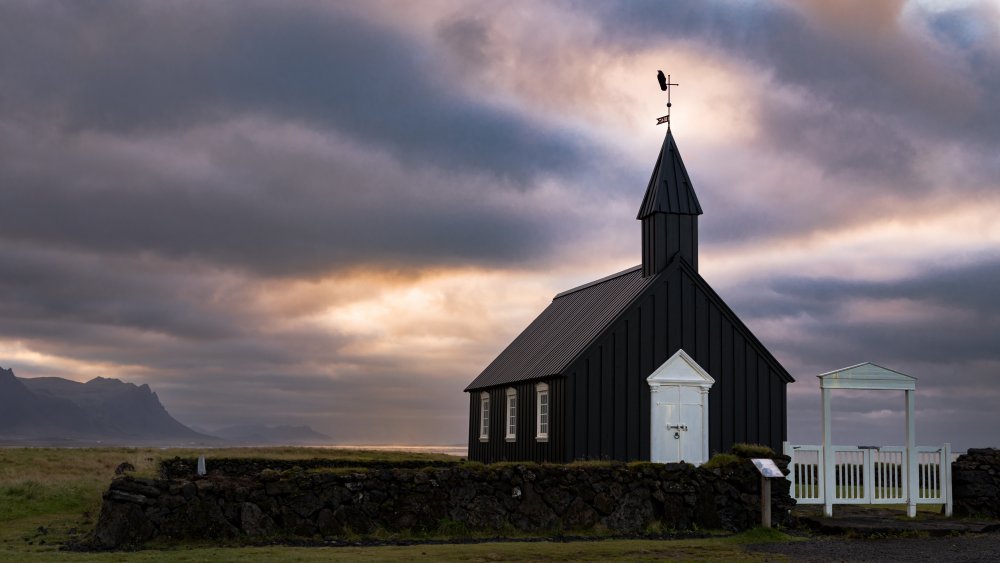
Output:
(0, 366), (218, 445)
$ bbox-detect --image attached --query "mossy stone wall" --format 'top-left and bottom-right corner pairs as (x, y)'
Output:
(93, 456), (794, 549)
(953, 448), (1000, 518)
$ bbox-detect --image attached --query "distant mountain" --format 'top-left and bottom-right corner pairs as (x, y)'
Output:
(0, 366), (218, 445)
(212, 423), (331, 445)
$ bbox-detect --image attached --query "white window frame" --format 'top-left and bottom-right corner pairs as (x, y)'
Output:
(535, 383), (549, 441)
(479, 392), (490, 442)
(505, 387), (517, 441)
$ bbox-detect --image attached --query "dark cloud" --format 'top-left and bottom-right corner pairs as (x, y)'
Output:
(0, 1), (631, 278)
(0, 1), (590, 181)
(0, 243), (240, 340)
(0, 118), (559, 276)
(719, 256), (1000, 450)
(586, 0), (1000, 145)
(0, 0), (997, 451)
(576, 0), (1000, 246)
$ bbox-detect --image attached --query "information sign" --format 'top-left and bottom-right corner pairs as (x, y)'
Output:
(752, 458), (783, 478)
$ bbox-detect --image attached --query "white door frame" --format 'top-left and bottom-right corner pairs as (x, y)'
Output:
(647, 349), (715, 464)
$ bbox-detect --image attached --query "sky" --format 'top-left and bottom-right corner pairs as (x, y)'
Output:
(1, 0), (998, 451)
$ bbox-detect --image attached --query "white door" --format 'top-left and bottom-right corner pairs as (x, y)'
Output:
(646, 349), (714, 465)
(651, 385), (706, 463)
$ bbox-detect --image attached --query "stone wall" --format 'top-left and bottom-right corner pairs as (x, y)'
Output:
(159, 457), (459, 479)
(93, 457), (794, 549)
(953, 448), (1000, 518)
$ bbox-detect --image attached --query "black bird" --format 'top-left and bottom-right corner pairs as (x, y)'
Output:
(657, 70), (668, 91)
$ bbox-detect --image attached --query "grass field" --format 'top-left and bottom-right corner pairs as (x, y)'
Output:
(0, 447), (797, 561)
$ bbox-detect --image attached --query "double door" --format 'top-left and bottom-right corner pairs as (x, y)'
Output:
(651, 385), (705, 463)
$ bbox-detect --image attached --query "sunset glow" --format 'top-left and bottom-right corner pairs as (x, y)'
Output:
(1, 0), (998, 450)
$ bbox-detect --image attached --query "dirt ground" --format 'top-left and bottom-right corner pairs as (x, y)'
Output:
(746, 533), (1000, 562)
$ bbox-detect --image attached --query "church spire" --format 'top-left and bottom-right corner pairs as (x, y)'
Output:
(638, 129), (703, 276)
(637, 129), (702, 218)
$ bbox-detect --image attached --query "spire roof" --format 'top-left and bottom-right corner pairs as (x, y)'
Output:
(637, 129), (702, 219)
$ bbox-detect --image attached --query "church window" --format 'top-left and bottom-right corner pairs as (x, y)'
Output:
(505, 387), (517, 441)
(536, 383), (549, 441)
(479, 392), (489, 441)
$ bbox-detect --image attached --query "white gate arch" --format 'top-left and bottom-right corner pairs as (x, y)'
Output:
(784, 362), (952, 518)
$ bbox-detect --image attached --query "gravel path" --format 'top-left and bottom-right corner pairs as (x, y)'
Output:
(746, 533), (1000, 562)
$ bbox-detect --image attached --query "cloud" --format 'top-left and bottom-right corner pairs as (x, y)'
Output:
(0, 1), (595, 181)
(0, 117), (571, 277)
(0, 0), (998, 451)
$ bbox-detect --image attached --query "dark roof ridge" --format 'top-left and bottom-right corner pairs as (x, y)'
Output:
(554, 265), (643, 299)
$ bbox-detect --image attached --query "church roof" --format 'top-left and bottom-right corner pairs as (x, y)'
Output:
(637, 129), (702, 218)
(465, 255), (794, 391)
(465, 266), (657, 391)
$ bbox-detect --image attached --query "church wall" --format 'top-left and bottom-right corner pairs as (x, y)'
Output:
(467, 377), (566, 463)
(562, 267), (788, 463)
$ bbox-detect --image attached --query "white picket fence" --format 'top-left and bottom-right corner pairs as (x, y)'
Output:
(783, 443), (952, 515)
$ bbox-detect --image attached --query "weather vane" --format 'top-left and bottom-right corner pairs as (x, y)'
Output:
(656, 70), (678, 127)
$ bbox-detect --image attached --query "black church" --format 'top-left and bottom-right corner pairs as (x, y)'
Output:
(465, 126), (793, 464)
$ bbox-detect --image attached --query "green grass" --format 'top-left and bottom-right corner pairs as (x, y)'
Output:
(0, 447), (798, 561)
(731, 443), (775, 458)
(702, 453), (742, 470)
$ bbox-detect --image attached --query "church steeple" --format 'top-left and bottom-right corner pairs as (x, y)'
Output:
(638, 129), (702, 276)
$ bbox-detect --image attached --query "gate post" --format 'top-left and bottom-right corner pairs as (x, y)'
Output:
(905, 389), (917, 518)
(863, 447), (874, 504)
(822, 386), (834, 517)
(944, 442), (953, 517)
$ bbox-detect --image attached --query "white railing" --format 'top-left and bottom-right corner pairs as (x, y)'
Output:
(783, 442), (952, 515)
(870, 447), (905, 504)
(916, 446), (952, 505)
(784, 444), (823, 504)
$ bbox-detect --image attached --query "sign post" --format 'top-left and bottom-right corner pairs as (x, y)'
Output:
(752, 458), (783, 528)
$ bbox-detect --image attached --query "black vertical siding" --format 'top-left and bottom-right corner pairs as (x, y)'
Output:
(561, 266), (788, 462)
(733, 331), (747, 444)
(720, 317), (734, 451)
(643, 215), (698, 276)
(639, 295), (653, 461)
(470, 264), (790, 464)
(708, 305), (722, 454)
(626, 310), (640, 458)
(467, 378), (567, 463)
(600, 339), (613, 458)
(614, 326), (627, 460)
(746, 345), (757, 443)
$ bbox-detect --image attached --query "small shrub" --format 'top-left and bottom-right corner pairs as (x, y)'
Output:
(702, 453), (741, 470)
(732, 443), (775, 458)
(626, 461), (661, 470)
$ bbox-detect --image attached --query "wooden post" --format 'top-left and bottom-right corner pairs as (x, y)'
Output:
(905, 390), (917, 518)
(761, 475), (772, 528)
(822, 386), (834, 517)
(944, 442), (953, 517)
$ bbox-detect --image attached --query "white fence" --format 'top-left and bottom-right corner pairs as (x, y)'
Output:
(783, 443), (952, 515)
